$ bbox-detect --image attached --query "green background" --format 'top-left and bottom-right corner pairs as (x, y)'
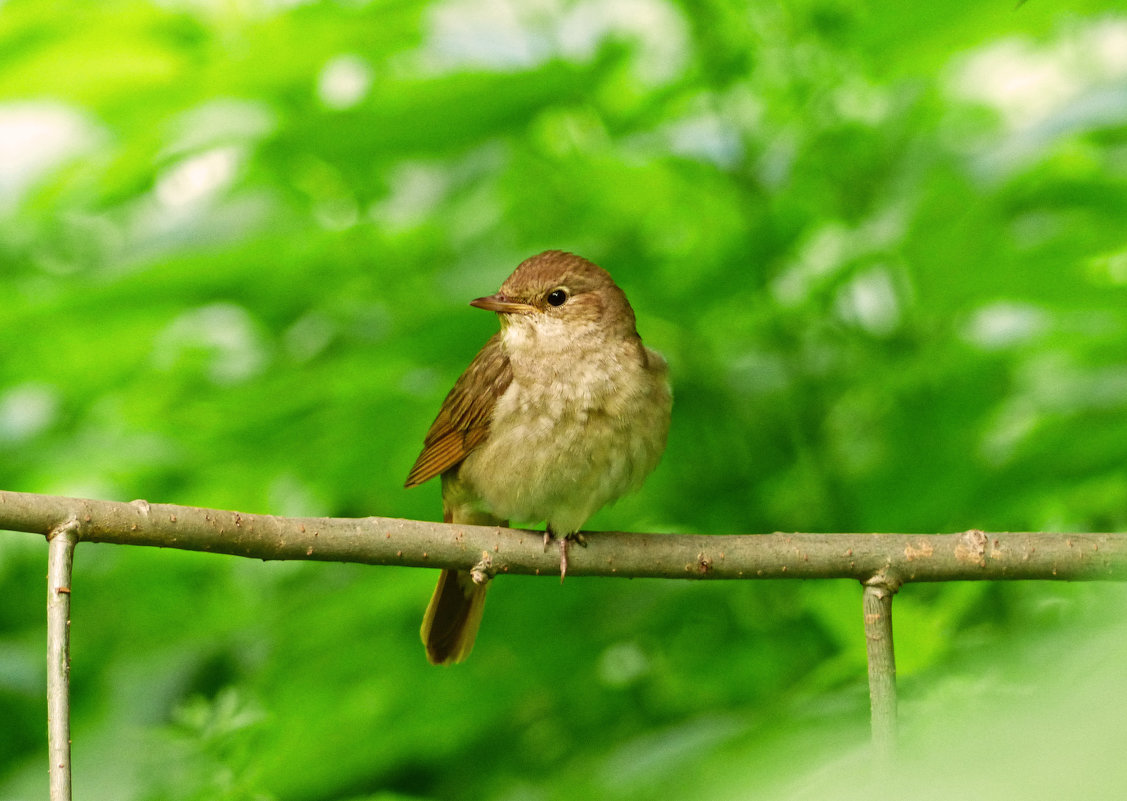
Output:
(3, 0), (1127, 798)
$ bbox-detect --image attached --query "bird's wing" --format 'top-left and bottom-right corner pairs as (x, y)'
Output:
(404, 333), (512, 487)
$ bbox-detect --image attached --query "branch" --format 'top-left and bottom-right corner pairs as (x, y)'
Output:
(862, 575), (898, 767)
(46, 520), (78, 801)
(2, 489), (1125, 582)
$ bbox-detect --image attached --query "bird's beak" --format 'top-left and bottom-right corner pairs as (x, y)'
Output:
(470, 293), (536, 314)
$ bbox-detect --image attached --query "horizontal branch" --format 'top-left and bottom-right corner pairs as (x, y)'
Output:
(2, 489), (1125, 583)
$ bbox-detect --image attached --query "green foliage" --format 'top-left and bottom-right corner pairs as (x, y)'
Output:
(3, 0), (1127, 798)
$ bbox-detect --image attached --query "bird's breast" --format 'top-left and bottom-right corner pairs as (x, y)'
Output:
(457, 338), (670, 534)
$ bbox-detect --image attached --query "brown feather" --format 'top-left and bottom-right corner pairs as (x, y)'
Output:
(418, 492), (505, 665)
(404, 333), (512, 487)
(419, 568), (489, 665)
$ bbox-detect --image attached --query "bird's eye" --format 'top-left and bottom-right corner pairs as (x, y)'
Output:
(546, 288), (569, 307)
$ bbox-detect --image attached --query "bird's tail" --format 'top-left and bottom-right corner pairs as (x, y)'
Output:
(420, 569), (488, 665)
(420, 486), (502, 665)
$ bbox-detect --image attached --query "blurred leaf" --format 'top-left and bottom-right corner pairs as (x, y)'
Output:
(3, 1), (1127, 799)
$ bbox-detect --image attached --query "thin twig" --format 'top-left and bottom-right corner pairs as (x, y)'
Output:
(46, 520), (79, 801)
(862, 574), (898, 766)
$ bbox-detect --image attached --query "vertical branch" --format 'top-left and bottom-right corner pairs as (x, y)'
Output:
(862, 574), (898, 764)
(47, 521), (79, 801)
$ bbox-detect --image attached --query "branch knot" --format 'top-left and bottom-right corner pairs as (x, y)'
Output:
(469, 551), (494, 585)
(863, 570), (902, 594)
(46, 517), (80, 544)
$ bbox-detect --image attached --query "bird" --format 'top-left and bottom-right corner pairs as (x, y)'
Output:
(405, 250), (672, 665)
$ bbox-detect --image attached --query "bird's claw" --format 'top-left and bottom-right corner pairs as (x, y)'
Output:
(545, 531), (587, 583)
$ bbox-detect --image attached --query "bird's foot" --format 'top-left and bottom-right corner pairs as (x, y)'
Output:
(546, 531), (587, 583)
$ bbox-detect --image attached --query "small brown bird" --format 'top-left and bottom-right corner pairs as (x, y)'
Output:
(405, 250), (672, 665)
